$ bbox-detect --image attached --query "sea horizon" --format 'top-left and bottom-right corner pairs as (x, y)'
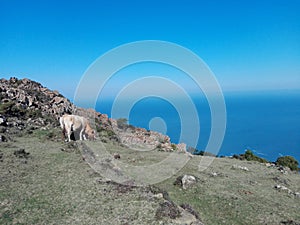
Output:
(86, 89), (300, 163)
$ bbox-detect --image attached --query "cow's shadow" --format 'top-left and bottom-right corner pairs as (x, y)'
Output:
(70, 132), (76, 141)
(70, 131), (83, 141)
(63, 131), (80, 141)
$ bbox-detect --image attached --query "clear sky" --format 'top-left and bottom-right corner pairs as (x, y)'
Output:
(1, 0), (300, 99)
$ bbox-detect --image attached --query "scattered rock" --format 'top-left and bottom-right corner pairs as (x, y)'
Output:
(174, 175), (184, 187)
(174, 204), (204, 225)
(147, 186), (171, 202)
(182, 175), (197, 190)
(265, 162), (276, 168)
(153, 193), (164, 199)
(232, 164), (249, 171)
(114, 183), (133, 194)
(0, 134), (8, 142)
(113, 153), (121, 159)
(0, 115), (7, 126)
(273, 176), (289, 186)
(278, 166), (290, 174)
(294, 192), (300, 198)
(155, 200), (181, 220)
(281, 219), (300, 225)
(13, 148), (30, 159)
(180, 203), (201, 220)
(274, 184), (292, 193)
(274, 184), (299, 198)
(211, 172), (218, 177)
(95, 177), (112, 184)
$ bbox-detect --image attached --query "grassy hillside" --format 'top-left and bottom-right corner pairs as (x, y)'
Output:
(84, 137), (300, 225)
(1, 129), (299, 225)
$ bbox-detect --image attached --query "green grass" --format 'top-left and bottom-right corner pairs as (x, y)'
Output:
(82, 139), (300, 224)
(1, 134), (299, 225)
(0, 137), (169, 225)
(157, 157), (300, 225)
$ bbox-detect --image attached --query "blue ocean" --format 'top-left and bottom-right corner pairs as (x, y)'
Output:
(96, 90), (300, 163)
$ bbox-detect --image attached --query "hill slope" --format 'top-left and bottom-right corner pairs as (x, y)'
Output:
(0, 77), (299, 225)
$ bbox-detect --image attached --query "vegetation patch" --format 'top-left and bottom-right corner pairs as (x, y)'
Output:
(155, 201), (181, 220)
(233, 149), (268, 163)
(276, 156), (299, 171)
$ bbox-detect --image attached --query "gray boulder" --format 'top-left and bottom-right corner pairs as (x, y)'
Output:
(182, 175), (197, 190)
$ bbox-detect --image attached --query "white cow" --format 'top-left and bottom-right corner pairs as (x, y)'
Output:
(59, 114), (96, 142)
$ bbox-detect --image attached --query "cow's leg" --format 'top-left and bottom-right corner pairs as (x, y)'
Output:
(67, 130), (72, 142)
(65, 126), (72, 142)
(79, 129), (84, 141)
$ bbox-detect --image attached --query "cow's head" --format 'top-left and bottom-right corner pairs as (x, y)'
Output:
(86, 129), (96, 140)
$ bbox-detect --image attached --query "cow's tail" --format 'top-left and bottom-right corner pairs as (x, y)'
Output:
(59, 116), (66, 141)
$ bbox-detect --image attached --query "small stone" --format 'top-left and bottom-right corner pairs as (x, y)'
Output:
(294, 192), (300, 198)
(211, 172), (218, 177)
(232, 164), (249, 171)
(182, 175), (196, 190)
(0, 116), (7, 126)
(13, 149), (30, 158)
(274, 184), (293, 194)
(0, 135), (7, 142)
(154, 193), (164, 199)
(113, 153), (121, 159)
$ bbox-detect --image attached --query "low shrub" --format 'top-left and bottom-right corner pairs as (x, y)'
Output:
(194, 150), (217, 157)
(236, 150), (268, 163)
(0, 102), (26, 117)
(276, 156), (299, 171)
(243, 149), (268, 163)
(171, 143), (177, 151)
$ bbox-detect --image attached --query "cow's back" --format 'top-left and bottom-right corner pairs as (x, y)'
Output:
(71, 115), (85, 131)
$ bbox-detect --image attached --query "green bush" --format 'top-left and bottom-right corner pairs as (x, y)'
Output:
(240, 150), (268, 163)
(0, 102), (26, 117)
(0, 102), (15, 114)
(276, 156), (299, 171)
(194, 150), (217, 157)
(171, 143), (177, 151)
(26, 109), (42, 118)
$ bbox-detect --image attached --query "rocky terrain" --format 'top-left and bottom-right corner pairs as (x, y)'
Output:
(0, 77), (185, 152)
(0, 77), (299, 225)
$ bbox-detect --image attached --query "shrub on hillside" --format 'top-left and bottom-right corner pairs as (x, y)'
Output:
(0, 101), (26, 117)
(186, 147), (217, 157)
(171, 143), (177, 151)
(237, 150), (268, 163)
(276, 156), (299, 171)
(194, 150), (217, 157)
(244, 150), (268, 163)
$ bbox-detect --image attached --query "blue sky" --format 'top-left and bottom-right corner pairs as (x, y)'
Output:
(1, 0), (300, 99)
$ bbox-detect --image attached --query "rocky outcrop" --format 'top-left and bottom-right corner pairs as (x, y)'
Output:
(0, 77), (73, 120)
(111, 121), (186, 152)
(231, 164), (249, 171)
(274, 184), (300, 198)
(0, 77), (112, 135)
(0, 77), (187, 153)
